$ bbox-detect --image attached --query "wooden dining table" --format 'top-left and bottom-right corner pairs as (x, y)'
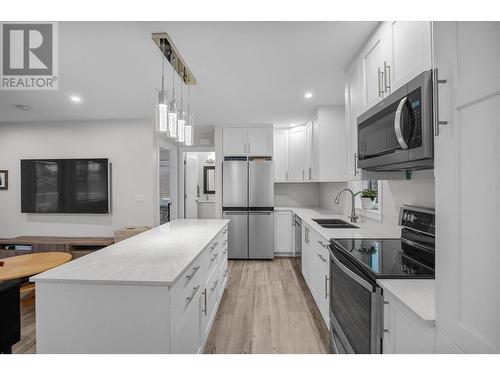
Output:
(0, 252), (72, 282)
(0, 252), (72, 353)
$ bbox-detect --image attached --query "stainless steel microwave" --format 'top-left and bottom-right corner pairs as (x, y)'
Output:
(357, 70), (434, 171)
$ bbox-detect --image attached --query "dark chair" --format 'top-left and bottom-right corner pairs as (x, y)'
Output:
(0, 280), (21, 354)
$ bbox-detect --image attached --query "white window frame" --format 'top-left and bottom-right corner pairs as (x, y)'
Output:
(353, 180), (383, 222)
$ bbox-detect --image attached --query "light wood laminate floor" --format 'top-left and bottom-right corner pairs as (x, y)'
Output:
(13, 258), (330, 354)
(204, 258), (331, 354)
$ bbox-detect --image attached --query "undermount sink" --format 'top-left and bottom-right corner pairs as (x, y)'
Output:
(312, 218), (359, 229)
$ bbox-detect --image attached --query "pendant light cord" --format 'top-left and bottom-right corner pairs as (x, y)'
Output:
(160, 40), (165, 92)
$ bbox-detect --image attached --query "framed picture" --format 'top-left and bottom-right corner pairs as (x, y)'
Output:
(0, 170), (8, 190)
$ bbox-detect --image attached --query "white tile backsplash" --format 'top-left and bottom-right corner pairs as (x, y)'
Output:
(274, 183), (320, 207)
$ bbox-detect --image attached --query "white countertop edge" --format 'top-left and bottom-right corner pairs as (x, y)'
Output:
(377, 279), (436, 326)
(30, 219), (229, 287)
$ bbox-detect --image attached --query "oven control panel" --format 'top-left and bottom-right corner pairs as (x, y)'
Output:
(399, 206), (435, 235)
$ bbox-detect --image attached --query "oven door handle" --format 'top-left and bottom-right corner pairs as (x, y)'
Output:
(394, 96), (409, 150)
(330, 249), (374, 292)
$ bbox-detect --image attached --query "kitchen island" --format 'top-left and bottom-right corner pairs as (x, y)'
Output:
(30, 219), (229, 354)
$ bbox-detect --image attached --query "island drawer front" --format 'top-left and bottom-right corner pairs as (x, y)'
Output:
(170, 250), (208, 310)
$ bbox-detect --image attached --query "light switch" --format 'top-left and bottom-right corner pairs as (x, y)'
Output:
(135, 194), (146, 203)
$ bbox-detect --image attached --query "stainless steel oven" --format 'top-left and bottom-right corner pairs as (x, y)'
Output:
(329, 243), (383, 354)
(357, 70), (434, 171)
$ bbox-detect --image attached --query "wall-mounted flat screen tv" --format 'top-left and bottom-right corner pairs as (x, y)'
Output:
(21, 158), (110, 214)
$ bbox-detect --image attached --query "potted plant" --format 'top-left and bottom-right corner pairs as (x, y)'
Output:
(360, 189), (378, 210)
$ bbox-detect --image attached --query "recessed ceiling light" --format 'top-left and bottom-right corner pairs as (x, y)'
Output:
(16, 104), (32, 111)
(70, 95), (82, 103)
(304, 92), (313, 99)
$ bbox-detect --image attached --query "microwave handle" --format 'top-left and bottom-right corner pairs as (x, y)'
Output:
(394, 96), (409, 150)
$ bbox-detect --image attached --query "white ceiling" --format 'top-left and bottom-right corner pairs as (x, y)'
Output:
(0, 21), (377, 126)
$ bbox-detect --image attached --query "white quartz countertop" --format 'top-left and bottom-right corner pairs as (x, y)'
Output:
(30, 219), (229, 286)
(276, 206), (401, 240)
(377, 279), (436, 325)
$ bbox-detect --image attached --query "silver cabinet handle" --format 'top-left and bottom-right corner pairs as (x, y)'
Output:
(305, 227), (309, 243)
(223, 240), (228, 245)
(285, 170), (288, 181)
(317, 253), (327, 262)
(186, 285), (200, 304)
(202, 288), (207, 315)
(186, 266), (200, 281)
(210, 279), (219, 292)
(384, 61), (391, 92)
(325, 275), (329, 299)
(317, 240), (328, 249)
(384, 329), (389, 333)
(223, 246), (228, 255)
(309, 167), (312, 180)
(354, 153), (358, 176)
(210, 253), (218, 262)
(378, 67), (385, 97)
(394, 96), (409, 150)
(223, 268), (228, 277)
(210, 242), (218, 250)
(432, 68), (448, 136)
(223, 229), (228, 234)
(302, 169), (305, 180)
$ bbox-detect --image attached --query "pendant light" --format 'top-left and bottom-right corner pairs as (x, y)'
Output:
(156, 41), (168, 133)
(167, 56), (178, 138)
(177, 69), (186, 143)
(185, 84), (194, 146)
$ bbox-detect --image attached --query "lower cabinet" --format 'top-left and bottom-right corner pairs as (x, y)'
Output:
(171, 225), (228, 353)
(274, 210), (294, 256)
(301, 225), (329, 329)
(382, 290), (435, 354)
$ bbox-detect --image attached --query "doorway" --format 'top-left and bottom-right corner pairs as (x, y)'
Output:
(183, 151), (216, 219)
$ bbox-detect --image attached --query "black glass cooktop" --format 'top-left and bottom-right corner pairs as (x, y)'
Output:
(330, 238), (435, 279)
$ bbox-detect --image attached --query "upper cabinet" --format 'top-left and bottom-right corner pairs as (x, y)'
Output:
(287, 125), (306, 181)
(222, 127), (273, 157)
(345, 60), (362, 180)
(357, 22), (433, 114)
(360, 23), (388, 110)
(385, 21), (432, 94)
(273, 129), (288, 182)
(273, 106), (346, 183)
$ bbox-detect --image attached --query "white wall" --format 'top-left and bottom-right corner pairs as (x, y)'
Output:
(274, 183), (320, 207)
(0, 120), (157, 237)
(319, 171), (435, 230)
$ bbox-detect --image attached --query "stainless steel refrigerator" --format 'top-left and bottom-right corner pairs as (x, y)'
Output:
(222, 157), (274, 259)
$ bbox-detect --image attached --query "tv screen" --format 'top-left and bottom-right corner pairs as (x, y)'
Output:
(21, 159), (110, 214)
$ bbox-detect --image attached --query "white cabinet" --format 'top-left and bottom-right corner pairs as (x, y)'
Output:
(274, 210), (294, 255)
(384, 21), (432, 94)
(382, 291), (435, 354)
(308, 229), (330, 326)
(273, 129), (288, 182)
(222, 127), (247, 156)
(273, 106), (346, 183)
(223, 127), (273, 156)
(360, 23), (388, 111)
(345, 60), (362, 180)
(300, 224), (329, 328)
(287, 126), (306, 181)
(171, 286), (202, 353)
(305, 121), (314, 180)
(357, 21), (432, 114)
(301, 224), (311, 285)
(247, 127), (273, 156)
(434, 21), (500, 354)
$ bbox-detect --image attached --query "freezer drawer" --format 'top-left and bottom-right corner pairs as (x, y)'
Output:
(248, 159), (273, 208)
(223, 160), (248, 208)
(222, 211), (248, 259)
(249, 211), (274, 259)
